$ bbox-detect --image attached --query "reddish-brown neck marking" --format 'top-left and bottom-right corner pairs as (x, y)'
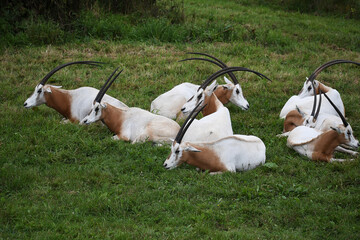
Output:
(202, 93), (222, 116)
(44, 87), (75, 122)
(283, 110), (304, 132)
(214, 86), (232, 105)
(101, 104), (125, 135)
(316, 83), (331, 94)
(181, 144), (227, 172)
(312, 130), (345, 162)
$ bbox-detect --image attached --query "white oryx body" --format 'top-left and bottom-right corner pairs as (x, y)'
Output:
(24, 84), (128, 123)
(81, 102), (179, 144)
(80, 68), (180, 144)
(150, 77), (249, 119)
(182, 92), (233, 142)
(81, 102), (180, 143)
(164, 135), (266, 173)
(287, 126), (359, 162)
(279, 89), (344, 119)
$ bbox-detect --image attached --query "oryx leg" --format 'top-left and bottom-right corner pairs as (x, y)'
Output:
(335, 146), (358, 156)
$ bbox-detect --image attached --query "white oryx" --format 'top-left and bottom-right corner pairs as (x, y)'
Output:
(180, 67), (264, 143)
(150, 52), (271, 119)
(287, 124), (359, 162)
(279, 60), (359, 119)
(24, 61), (128, 123)
(163, 102), (266, 173)
(80, 68), (180, 144)
(281, 90), (358, 156)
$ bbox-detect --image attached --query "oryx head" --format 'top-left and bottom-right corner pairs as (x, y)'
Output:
(179, 52), (271, 112)
(24, 61), (103, 108)
(164, 101), (205, 170)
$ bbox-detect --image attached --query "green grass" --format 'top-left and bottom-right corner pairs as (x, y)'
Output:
(1, 0), (360, 239)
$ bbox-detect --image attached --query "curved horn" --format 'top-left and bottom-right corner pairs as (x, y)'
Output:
(179, 57), (225, 68)
(322, 93), (348, 127)
(95, 68), (123, 103)
(174, 100), (203, 143)
(186, 52), (240, 85)
(199, 66), (272, 90)
(313, 89), (322, 121)
(310, 81), (317, 117)
(307, 60), (360, 82)
(176, 101), (207, 144)
(40, 61), (105, 85)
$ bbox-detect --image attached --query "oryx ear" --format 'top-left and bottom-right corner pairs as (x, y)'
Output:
(51, 85), (62, 89)
(184, 145), (201, 152)
(296, 105), (305, 117)
(224, 76), (232, 85)
(169, 138), (175, 143)
(330, 126), (341, 134)
(45, 87), (52, 93)
(209, 80), (218, 90)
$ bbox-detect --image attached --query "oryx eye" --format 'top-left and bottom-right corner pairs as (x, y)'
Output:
(95, 107), (99, 114)
(347, 130), (351, 136)
(37, 89), (42, 93)
(307, 86), (312, 91)
(236, 89), (240, 94)
(175, 149), (180, 154)
(197, 94), (202, 100)
(187, 96), (194, 102)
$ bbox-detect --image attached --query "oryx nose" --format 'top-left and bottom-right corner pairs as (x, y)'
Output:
(83, 119), (88, 124)
(246, 104), (250, 109)
(181, 107), (185, 111)
(163, 163), (167, 168)
(24, 102), (27, 107)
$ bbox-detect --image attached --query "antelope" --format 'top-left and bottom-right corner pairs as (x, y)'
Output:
(163, 102), (266, 173)
(279, 60), (359, 119)
(150, 52), (271, 119)
(281, 88), (359, 156)
(286, 123), (359, 162)
(180, 67), (269, 143)
(80, 68), (180, 144)
(24, 61), (128, 123)
(181, 66), (271, 117)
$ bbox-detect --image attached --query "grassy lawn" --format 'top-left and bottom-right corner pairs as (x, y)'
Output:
(1, 0), (360, 239)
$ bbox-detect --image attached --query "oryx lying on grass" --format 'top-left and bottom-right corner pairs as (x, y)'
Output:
(281, 89), (359, 156)
(279, 60), (359, 119)
(181, 66), (271, 117)
(286, 92), (359, 162)
(80, 68), (180, 144)
(150, 52), (271, 119)
(287, 125), (359, 162)
(163, 102), (266, 173)
(24, 61), (128, 123)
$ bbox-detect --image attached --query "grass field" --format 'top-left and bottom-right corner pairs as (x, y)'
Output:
(1, 0), (360, 239)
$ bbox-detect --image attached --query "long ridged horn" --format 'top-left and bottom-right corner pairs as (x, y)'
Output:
(176, 102), (207, 144)
(174, 100), (203, 143)
(198, 67), (272, 90)
(40, 61), (105, 85)
(95, 68), (123, 103)
(322, 93), (348, 127)
(310, 81), (317, 117)
(186, 52), (239, 85)
(307, 60), (360, 82)
(313, 89), (322, 121)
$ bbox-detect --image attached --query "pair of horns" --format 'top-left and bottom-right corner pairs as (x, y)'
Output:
(323, 93), (348, 127)
(199, 66), (271, 91)
(310, 84), (322, 122)
(39, 61), (105, 86)
(180, 52), (271, 90)
(94, 68), (124, 103)
(307, 59), (360, 83)
(175, 101), (206, 144)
